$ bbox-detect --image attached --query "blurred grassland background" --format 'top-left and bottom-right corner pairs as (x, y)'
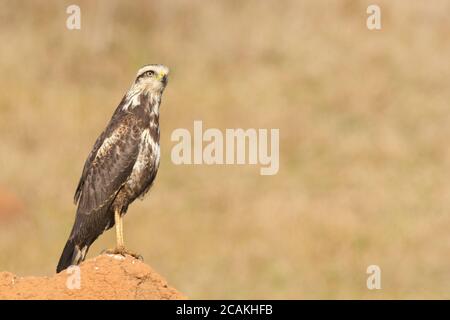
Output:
(0, 0), (449, 299)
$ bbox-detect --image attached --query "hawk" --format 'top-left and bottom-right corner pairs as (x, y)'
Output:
(57, 64), (169, 273)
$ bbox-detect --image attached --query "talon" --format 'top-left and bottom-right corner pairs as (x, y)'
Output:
(133, 253), (144, 261)
(123, 249), (143, 261)
(103, 247), (143, 260)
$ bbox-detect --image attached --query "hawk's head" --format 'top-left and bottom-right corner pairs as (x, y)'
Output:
(134, 64), (169, 94)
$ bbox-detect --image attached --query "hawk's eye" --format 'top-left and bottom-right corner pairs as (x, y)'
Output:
(145, 70), (155, 77)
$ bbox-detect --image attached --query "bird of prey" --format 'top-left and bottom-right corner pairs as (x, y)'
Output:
(56, 64), (169, 273)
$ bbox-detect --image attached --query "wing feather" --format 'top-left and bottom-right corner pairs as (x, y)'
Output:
(74, 114), (142, 215)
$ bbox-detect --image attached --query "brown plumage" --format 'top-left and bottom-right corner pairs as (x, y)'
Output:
(57, 65), (169, 273)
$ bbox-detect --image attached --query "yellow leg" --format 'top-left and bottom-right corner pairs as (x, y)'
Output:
(104, 209), (143, 261)
(115, 209), (124, 249)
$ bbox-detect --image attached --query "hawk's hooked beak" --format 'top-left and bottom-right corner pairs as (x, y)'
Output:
(157, 71), (168, 85)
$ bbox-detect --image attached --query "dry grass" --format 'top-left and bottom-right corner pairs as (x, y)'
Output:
(0, 0), (449, 299)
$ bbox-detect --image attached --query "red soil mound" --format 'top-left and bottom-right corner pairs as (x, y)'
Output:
(0, 254), (185, 300)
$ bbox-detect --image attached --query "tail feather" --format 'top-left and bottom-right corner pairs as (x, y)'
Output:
(57, 206), (115, 273)
(56, 239), (89, 273)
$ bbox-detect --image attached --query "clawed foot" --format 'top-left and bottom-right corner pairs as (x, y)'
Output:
(102, 246), (143, 261)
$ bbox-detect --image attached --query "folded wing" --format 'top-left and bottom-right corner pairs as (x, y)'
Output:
(74, 114), (142, 216)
